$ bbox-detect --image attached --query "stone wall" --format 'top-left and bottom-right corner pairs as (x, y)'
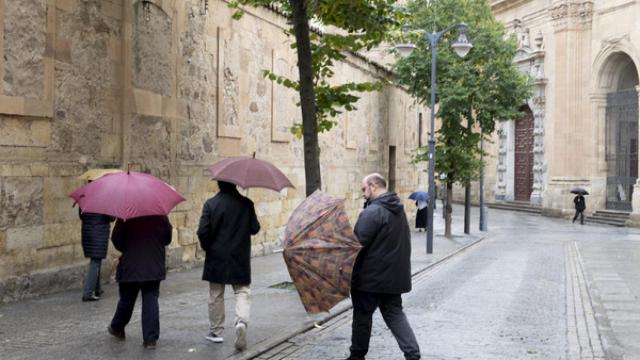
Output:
(0, 0), (420, 302)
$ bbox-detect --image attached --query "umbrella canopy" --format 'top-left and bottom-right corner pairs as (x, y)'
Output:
(70, 171), (185, 220)
(409, 191), (429, 202)
(570, 187), (589, 195)
(283, 190), (362, 313)
(209, 156), (294, 192)
(78, 168), (123, 181)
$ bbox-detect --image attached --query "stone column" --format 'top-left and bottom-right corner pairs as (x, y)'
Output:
(628, 86), (640, 225)
(589, 92), (608, 212)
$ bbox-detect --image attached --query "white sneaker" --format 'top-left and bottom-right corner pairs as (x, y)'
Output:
(205, 332), (224, 343)
(234, 322), (247, 350)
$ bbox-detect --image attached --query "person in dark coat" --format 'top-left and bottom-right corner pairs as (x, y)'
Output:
(348, 173), (420, 360)
(107, 215), (173, 349)
(573, 194), (586, 225)
(414, 201), (427, 231)
(197, 181), (260, 350)
(79, 210), (115, 301)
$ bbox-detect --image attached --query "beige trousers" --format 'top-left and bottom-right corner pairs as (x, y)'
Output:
(208, 282), (251, 335)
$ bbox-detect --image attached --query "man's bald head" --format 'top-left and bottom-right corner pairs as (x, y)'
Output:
(363, 173), (387, 189)
(361, 173), (387, 200)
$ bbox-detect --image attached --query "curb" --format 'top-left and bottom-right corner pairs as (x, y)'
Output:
(228, 233), (489, 360)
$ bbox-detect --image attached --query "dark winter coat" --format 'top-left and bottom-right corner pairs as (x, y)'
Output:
(197, 189), (260, 285)
(79, 211), (115, 259)
(111, 215), (173, 282)
(415, 202), (427, 229)
(574, 195), (586, 211)
(352, 192), (412, 294)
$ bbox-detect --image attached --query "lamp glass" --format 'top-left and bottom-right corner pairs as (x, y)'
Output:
(395, 43), (416, 59)
(451, 29), (472, 58)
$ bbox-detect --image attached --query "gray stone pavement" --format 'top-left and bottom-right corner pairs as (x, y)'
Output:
(255, 207), (640, 360)
(0, 204), (482, 360)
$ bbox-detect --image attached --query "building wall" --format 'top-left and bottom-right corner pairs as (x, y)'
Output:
(0, 0), (421, 302)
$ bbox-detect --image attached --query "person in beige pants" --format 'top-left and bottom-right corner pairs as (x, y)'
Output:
(197, 181), (261, 350)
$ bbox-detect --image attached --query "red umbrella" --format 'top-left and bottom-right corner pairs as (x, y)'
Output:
(70, 171), (185, 220)
(283, 190), (362, 313)
(209, 155), (294, 192)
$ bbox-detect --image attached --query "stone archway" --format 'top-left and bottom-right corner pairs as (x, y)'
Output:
(599, 53), (640, 211)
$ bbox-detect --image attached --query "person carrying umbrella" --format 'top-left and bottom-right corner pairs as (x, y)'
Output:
(408, 191), (428, 232)
(347, 173), (421, 360)
(197, 181), (261, 351)
(107, 215), (173, 349)
(572, 188), (587, 225)
(77, 171), (120, 302)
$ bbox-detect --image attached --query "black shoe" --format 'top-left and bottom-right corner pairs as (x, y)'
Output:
(82, 294), (100, 302)
(108, 326), (126, 340)
(143, 341), (157, 349)
(95, 289), (104, 297)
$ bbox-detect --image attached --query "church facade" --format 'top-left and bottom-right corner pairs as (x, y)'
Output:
(485, 0), (640, 222)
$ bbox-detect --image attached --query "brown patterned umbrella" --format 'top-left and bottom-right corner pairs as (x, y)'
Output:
(283, 190), (362, 313)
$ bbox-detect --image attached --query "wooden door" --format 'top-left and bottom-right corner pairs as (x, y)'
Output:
(514, 107), (534, 201)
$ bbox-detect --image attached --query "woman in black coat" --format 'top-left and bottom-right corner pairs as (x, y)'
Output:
(79, 211), (115, 301)
(107, 215), (173, 349)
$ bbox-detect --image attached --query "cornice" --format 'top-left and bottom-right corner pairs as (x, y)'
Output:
(491, 0), (534, 14)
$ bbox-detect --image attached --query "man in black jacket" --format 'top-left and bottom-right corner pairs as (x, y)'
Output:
(107, 215), (173, 349)
(197, 181), (260, 351)
(348, 173), (420, 360)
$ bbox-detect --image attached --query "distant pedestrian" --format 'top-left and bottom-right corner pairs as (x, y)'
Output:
(79, 209), (114, 302)
(107, 215), (173, 349)
(573, 194), (586, 225)
(348, 173), (421, 360)
(197, 181), (260, 351)
(414, 201), (427, 232)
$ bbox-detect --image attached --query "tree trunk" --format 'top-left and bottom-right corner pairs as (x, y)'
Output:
(445, 181), (453, 238)
(289, 0), (321, 196)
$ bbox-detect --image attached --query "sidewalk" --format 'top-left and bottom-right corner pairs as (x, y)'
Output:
(0, 205), (485, 360)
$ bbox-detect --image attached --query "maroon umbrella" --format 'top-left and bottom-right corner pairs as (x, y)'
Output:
(209, 155), (294, 192)
(70, 171), (185, 220)
(283, 190), (362, 313)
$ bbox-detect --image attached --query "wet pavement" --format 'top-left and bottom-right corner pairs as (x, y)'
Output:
(0, 204), (482, 360)
(255, 208), (640, 360)
(2, 205), (639, 359)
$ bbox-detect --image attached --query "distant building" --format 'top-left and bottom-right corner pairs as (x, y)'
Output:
(483, 1), (640, 223)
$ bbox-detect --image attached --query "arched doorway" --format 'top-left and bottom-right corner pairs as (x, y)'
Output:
(605, 54), (639, 211)
(514, 105), (534, 201)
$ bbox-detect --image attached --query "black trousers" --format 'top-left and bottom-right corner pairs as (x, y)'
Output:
(110, 281), (161, 342)
(349, 289), (420, 360)
(573, 210), (584, 224)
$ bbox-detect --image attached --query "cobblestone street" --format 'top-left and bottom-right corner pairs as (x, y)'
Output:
(255, 211), (640, 360)
(1, 207), (639, 359)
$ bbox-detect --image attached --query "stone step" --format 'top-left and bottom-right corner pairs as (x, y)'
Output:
(590, 213), (631, 221)
(592, 210), (630, 220)
(487, 202), (542, 215)
(584, 216), (627, 227)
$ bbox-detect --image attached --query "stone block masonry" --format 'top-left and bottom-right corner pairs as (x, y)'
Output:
(0, 0), (421, 302)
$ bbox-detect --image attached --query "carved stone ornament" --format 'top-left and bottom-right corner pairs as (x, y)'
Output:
(551, 1), (594, 31)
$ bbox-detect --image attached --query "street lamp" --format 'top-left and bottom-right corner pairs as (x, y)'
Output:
(396, 23), (472, 254)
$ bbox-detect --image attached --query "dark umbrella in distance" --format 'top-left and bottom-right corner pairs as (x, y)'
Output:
(283, 190), (362, 313)
(570, 187), (589, 195)
(209, 154), (294, 192)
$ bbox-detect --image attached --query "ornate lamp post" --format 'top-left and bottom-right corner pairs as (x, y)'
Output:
(396, 23), (472, 254)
